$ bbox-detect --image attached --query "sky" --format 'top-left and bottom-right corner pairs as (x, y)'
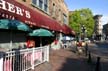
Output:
(64, 0), (108, 25)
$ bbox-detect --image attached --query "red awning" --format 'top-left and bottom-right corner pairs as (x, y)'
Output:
(62, 24), (75, 36)
(37, 14), (63, 32)
(54, 21), (63, 32)
(0, 0), (63, 32)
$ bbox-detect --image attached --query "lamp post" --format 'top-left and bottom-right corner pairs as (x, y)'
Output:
(81, 25), (86, 41)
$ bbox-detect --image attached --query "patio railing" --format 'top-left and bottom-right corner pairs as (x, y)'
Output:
(0, 46), (49, 71)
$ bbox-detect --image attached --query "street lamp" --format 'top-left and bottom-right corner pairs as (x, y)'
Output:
(81, 25), (86, 41)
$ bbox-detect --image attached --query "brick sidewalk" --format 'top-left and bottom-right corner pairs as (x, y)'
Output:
(31, 49), (95, 71)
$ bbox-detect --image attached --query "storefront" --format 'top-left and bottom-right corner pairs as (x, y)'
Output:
(0, 30), (27, 51)
(0, 0), (75, 51)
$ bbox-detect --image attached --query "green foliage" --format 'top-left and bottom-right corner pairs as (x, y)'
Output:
(69, 8), (95, 37)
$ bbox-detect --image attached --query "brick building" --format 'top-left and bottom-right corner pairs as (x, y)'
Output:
(16, 0), (71, 34)
(93, 15), (103, 40)
(0, 0), (74, 50)
(49, 0), (69, 25)
(16, 0), (69, 25)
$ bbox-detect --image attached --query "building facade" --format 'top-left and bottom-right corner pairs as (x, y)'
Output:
(16, 0), (71, 39)
(16, 0), (69, 25)
(0, 0), (74, 51)
(93, 15), (103, 40)
(103, 23), (108, 39)
(49, 0), (69, 25)
(16, 0), (50, 18)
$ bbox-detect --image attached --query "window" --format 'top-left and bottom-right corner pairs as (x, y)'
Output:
(52, 3), (55, 15)
(44, 4), (48, 12)
(44, 0), (48, 5)
(59, 9), (61, 21)
(44, 0), (48, 12)
(32, 0), (37, 5)
(63, 14), (68, 24)
(39, 0), (43, 9)
(32, 0), (48, 13)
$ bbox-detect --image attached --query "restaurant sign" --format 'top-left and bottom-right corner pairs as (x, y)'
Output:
(0, 0), (37, 26)
(0, 0), (31, 19)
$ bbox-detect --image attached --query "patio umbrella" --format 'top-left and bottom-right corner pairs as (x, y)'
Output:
(28, 28), (54, 46)
(0, 19), (9, 29)
(0, 19), (31, 48)
(0, 19), (31, 32)
(29, 28), (54, 37)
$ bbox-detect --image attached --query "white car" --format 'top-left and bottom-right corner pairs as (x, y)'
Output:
(85, 38), (91, 43)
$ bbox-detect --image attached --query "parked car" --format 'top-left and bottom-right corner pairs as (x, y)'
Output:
(85, 38), (91, 43)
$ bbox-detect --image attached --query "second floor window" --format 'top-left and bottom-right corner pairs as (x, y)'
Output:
(44, 0), (48, 12)
(63, 14), (68, 24)
(59, 9), (61, 21)
(39, 0), (43, 9)
(32, 0), (48, 13)
(52, 3), (55, 15)
(32, 0), (37, 5)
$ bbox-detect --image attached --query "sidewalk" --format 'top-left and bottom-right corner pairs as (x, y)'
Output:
(31, 49), (95, 71)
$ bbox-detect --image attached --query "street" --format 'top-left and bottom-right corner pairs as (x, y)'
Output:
(88, 40), (108, 58)
(88, 40), (108, 71)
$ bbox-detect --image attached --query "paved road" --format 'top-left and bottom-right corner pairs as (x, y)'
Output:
(88, 41), (108, 58)
(88, 41), (108, 71)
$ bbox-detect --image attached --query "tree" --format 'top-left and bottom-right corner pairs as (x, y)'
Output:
(69, 8), (95, 37)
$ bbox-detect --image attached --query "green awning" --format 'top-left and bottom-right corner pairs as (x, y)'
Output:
(28, 28), (54, 37)
(0, 19), (31, 32)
